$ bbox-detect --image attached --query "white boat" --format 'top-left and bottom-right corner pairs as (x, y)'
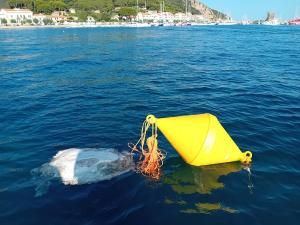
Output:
(262, 12), (281, 25)
(240, 20), (250, 25)
(190, 22), (210, 26)
(262, 19), (280, 25)
(217, 21), (238, 25)
(125, 23), (152, 27)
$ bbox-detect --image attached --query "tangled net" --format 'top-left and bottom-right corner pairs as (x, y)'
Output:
(129, 119), (166, 180)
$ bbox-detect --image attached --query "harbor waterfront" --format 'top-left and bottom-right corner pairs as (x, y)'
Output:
(0, 25), (300, 225)
(0, 7), (298, 28)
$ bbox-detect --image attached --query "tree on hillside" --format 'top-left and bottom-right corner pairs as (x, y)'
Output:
(49, 1), (67, 11)
(113, 0), (136, 7)
(7, 0), (67, 12)
(42, 17), (53, 24)
(118, 7), (136, 17)
(1, 18), (8, 25)
(8, 0), (32, 8)
(75, 0), (113, 12)
(35, 0), (51, 13)
(33, 17), (39, 23)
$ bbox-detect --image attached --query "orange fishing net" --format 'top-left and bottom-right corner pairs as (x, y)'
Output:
(129, 119), (166, 180)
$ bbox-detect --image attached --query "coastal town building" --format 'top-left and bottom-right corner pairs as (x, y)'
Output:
(0, 8), (97, 25)
(174, 12), (191, 21)
(0, 8), (33, 24)
(69, 8), (76, 14)
(136, 11), (205, 23)
(50, 11), (67, 23)
(1, 7), (289, 27)
(86, 16), (96, 24)
(111, 14), (119, 21)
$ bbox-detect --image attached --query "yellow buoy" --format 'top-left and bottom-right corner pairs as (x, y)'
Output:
(146, 113), (252, 166)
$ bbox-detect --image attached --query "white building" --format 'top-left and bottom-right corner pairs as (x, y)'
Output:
(136, 11), (160, 22)
(136, 11), (204, 23)
(110, 14), (119, 21)
(174, 12), (193, 22)
(0, 8), (33, 24)
(50, 11), (67, 24)
(159, 12), (175, 22)
(192, 14), (205, 22)
(69, 8), (76, 14)
(86, 16), (95, 24)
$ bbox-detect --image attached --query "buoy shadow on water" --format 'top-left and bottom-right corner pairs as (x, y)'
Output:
(31, 148), (134, 197)
(163, 157), (252, 214)
(163, 158), (244, 195)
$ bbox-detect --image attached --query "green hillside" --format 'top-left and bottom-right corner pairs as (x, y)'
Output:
(4, 0), (193, 13)
(0, 0), (8, 7)
(3, 0), (226, 21)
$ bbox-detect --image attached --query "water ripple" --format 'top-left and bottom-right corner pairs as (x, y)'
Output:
(0, 26), (300, 225)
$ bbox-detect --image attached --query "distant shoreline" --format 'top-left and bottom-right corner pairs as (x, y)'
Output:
(0, 22), (296, 29)
(2, 23), (154, 29)
(0, 22), (203, 29)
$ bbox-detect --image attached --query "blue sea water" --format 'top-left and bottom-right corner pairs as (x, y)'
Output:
(0, 25), (300, 225)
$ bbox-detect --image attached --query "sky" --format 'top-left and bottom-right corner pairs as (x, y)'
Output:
(201, 0), (300, 20)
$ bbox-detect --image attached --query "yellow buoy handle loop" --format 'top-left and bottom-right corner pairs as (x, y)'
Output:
(241, 151), (252, 164)
(146, 115), (157, 125)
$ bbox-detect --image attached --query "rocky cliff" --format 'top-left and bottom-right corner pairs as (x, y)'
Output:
(191, 0), (228, 20)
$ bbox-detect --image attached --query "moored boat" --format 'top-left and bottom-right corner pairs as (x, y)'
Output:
(262, 12), (280, 26)
(288, 18), (300, 25)
(262, 19), (280, 26)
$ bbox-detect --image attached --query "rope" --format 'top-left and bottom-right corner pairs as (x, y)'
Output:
(129, 119), (166, 180)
